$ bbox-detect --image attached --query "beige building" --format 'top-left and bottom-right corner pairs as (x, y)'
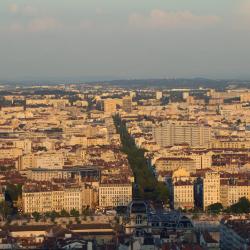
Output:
(155, 157), (196, 173)
(122, 96), (132, 113)
(220, 180), (250, 207)
(0, 106), (24, 112)
(103, 99), (117, 114)
(0, 147), (23, 160)
(13, 139), (32, 154)
(73, 100), (88, 107)
(155, 91), (163, 100)
(240, 92), (250, 102)
(87, 136), (108, 147)
(210, 140), (250, 149)
(26, 98), (70, 107)
(173, 180), (194, 210)
(189, 152), (212, 170)
(18, 152), (64, 170)
(99, 182), (132, 208)
(203, 171), (220, 210)
(69, 135), (88, 147)
(22, 184), (98, 214)
(171, 168), (194, 210)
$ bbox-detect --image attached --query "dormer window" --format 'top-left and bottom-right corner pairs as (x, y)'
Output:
(136, 215), (143, 224)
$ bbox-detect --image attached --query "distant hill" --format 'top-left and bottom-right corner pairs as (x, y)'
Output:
(1, 78), (250, 90)
(99, 78), (250, 90)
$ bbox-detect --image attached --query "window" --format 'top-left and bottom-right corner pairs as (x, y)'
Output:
(136, 215), (143, 224)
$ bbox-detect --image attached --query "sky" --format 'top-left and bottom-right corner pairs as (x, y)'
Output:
(1, 0), (250, 81)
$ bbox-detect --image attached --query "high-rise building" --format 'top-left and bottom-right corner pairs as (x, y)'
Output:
(182, 92), (189, 100)
(155, 91), (163, 100)
(122, 96), (132, 113)
(129, 91), (136, 98)
(103, 99), (117, 114)
(152, 122), (211, 147)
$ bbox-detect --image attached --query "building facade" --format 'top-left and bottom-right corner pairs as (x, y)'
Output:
(152, 122), (211, 147)
(99, 182), (132, 208)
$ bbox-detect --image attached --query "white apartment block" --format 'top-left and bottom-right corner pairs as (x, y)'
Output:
(152, 122), (211, 147)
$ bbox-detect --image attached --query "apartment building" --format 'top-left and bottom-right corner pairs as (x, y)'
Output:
(103, 99), (117, 114)
(99, 182), (132, 208)
(68, 135), (88, 147)
(195, 171), (221, 210)
(25, 167), (100, 183)
(0, 139), (32, 154)
(210, 140), (250, 149)
(155, 91), (163, 100)
(22, 183), (98, 213)
(152, 122), (211, 147)
(220, 179), (250, 207)
(26, 99), (70, 107)
(22, 186), (64, 214)
(122, 96), (132, 113)
(240, 92), (250, 102)
(189, 152), (212, 169)
(87, 136), (108, 147)
(0, 147), (23, 160)
(18, 152), (64, 170)
(172, 180), (194, 210)
(155, 157), (196, 173)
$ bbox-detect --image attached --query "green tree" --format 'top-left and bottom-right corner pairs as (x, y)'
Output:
(70, 208), (80, 217)
(0, 201), (12, 220)
(5, 184), (21, 202)
(32, 211), (41, 222)
(60, 209), (70, 217)
(45, 212), (51, 217)
(49, 210), (59, 222)
(113, 115), (169, 204)
(229, 197), (250, 214)
(207, 202), (223, 214)
(82, 206), (91, 216)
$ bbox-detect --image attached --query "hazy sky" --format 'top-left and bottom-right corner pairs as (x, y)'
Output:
(1, 0), (250, 81)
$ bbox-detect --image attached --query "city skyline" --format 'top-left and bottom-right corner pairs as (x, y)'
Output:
(1, 1), (250, 249)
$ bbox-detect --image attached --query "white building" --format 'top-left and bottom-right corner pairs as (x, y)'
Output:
(152, 122), (211, 148)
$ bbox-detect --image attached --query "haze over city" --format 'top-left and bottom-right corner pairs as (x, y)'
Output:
(1, 0), (250, 81)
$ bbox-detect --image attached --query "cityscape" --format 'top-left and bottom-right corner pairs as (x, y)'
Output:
(0, 83), (249, 249)
(1, 0), (250, 249)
